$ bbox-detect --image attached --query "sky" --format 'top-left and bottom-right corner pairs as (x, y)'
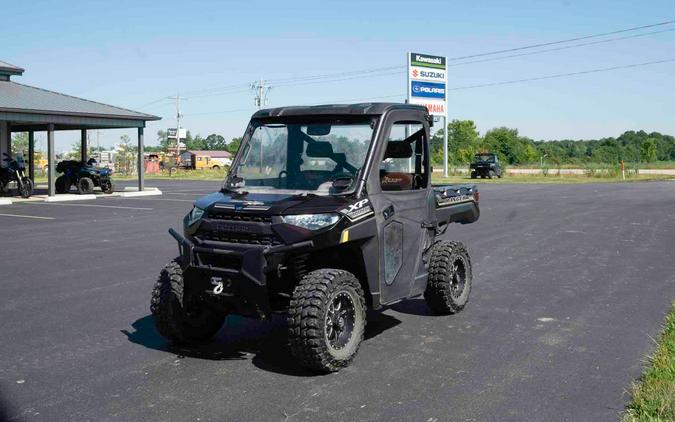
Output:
(1, 0), (674, 152)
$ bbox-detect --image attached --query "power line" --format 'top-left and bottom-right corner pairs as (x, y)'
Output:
(446, 19), (675, 61)
(445, 57), (675, 91)
(446, 27), (675, 68)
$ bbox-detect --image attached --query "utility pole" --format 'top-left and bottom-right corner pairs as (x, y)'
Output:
(169, 93), (184, 156)
(251, 79), (271, 173)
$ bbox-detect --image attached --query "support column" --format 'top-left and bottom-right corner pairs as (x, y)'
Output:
(48, 124), (55, 197)
(81, 129), (87, 163)
(7, 124), (11, 155)
(28, 131), (34, 182)
(137, 127), (144, 191)
(0, 121), (8, 159)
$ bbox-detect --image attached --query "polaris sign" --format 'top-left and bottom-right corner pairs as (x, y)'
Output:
(407, 52), (447, 117)
(411, 81), (446, 99)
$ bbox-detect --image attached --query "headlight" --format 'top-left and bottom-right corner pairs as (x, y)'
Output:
(282, 213), (340, 231)
(186, 206), (205, 226)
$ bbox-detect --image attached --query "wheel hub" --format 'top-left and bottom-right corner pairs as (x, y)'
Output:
(325, 292), (356, 350)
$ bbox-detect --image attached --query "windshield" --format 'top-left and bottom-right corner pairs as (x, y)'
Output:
(227, 117), (376, 194)
(475, 154), (495, 163)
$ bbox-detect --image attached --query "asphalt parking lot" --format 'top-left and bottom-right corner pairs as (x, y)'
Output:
(0, 179), (674, 421)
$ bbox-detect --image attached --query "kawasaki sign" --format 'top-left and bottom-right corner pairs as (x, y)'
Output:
(407, 52), (447, 117)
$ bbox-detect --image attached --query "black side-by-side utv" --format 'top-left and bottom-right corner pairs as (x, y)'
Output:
(151, 103), (480, 372)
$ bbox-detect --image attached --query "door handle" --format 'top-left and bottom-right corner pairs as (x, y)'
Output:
(383, 205), (395, 220)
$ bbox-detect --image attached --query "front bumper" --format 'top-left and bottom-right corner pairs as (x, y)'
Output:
(169, 228), (313, 319)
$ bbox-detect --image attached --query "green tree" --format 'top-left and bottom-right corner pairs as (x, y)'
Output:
(204, 134), (228, 150)
(11, 132), (29, 155)
(227, 137), (242, 154)
(641, 138), (657, 163)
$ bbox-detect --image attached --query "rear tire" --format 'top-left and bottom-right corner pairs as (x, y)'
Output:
(424, 241), (472, 315)
(151, 259), (226, 344)
(470, 172), (477, 179)
(288, 269), (366, 372)
(55, 176), (70, 194)
(77, 177), (94, 194)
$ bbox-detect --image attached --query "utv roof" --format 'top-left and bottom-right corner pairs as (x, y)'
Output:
(252, 102), (428, 118)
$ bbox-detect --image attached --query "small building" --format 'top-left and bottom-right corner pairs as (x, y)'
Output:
(179, 150), (232, 169)
(0, 60), (160, 195)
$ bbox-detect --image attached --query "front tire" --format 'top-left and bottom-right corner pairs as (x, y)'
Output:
(288, 269), (366, 372)
(151, 259), (226, 344)
(18, 178), (33, 198)
(100, 179), (114, 194)
(424, 241), (472, 315)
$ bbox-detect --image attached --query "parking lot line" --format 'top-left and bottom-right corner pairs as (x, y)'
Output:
(30, 203), (154, 211)
(0, 213), (55, 220)
(127, 198), (195, 202)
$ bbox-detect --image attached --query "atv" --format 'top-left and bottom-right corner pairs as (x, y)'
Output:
(55, 159), (114, 194)
(470, 152), (502, 179)
(0, 153), (33, 198)
(151, 103), (480, 372)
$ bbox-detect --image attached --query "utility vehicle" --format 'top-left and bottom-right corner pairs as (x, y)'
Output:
(470, 152), (502, 179)
(151, 103), (480, 372)
(0, 153), (33, 198)
(55, 159), (114, 194)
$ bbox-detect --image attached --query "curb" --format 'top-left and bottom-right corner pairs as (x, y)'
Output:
(119, 190), (163, 198)
(44, 194), (97, 202)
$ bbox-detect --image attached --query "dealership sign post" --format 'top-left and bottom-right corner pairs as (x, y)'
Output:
(407, 52), (448, 177)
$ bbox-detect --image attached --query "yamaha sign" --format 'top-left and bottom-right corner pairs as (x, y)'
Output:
(407, 52), (447, 117)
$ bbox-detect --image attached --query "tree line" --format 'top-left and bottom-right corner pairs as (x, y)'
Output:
(430, 120), (675, 166)
(149, 130), (241, 154)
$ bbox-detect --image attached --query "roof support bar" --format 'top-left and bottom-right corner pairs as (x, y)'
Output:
(47, 124), (55, 197)
(137, 127), (144, 192)
(28, 131), (34, 182)
(81, 129), (87, 163)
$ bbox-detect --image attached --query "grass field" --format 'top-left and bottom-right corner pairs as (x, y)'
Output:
(623, 302), (675, 421)
(31, 169), (673, 184)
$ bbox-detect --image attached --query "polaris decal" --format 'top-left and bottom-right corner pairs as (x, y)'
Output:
(339, 198), (374, 222)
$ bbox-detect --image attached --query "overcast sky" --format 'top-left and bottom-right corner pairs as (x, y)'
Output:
(1, 0), (674, 151)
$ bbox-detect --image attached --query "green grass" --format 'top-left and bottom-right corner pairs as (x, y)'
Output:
(432, 174), (674, 184)
(623, 302), (675, 422)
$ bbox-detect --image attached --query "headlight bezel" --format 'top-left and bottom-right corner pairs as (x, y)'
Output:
(281, 213), (341, 231)
(185, 206), (205, 226)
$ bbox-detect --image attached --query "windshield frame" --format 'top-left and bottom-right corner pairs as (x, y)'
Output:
(225, 115), (379, 196)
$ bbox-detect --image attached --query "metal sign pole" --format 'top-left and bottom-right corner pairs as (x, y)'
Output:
(443, 114), (448, 178)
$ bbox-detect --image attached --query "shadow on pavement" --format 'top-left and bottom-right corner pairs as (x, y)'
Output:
(388, 298), (434, 316)
(123, 309), (401, 376)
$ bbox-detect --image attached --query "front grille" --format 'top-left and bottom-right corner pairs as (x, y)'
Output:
(207, 212), (272, 223)
(199, 231), (283, 246)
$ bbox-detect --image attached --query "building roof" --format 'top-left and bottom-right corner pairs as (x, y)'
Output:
(186, 150), (232, 158)
(0, 80), (159, 121)
(0, 60), (24, 76)
(252, 102), (426, 118)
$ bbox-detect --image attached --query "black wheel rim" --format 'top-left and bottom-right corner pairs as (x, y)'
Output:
(325, 291), (356, 350)
(450, 258), (467, 299)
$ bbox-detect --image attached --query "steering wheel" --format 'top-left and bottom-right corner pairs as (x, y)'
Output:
(277, 170), (288, 188)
